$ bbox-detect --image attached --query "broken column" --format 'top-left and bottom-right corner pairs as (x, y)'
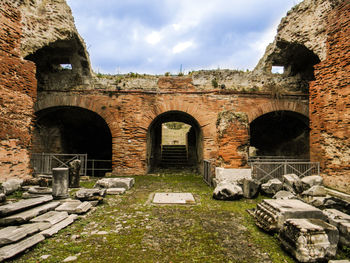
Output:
(52, 168), (69, 199)
(68, 159), (81, 188)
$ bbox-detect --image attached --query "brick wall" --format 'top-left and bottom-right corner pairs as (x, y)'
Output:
(0, 3), (37, 181)
(310, 2), (350, 191)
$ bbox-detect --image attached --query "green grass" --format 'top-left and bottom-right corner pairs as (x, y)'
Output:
(10, 171), (300, 262)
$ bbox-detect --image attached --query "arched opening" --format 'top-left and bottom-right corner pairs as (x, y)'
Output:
(147, 111), (203, 172)
(250, 111), (309, 158)
(32, 106), (112, 176)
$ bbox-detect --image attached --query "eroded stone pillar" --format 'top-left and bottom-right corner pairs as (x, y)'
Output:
(52, 168), (69, 199)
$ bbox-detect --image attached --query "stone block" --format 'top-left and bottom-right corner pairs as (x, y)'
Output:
(94, 178), (134, 190)
(0, 222), (50, 246)
(75, 188), (106, 201)
(41, 214), (78, 237)
(323, 209), (350, 247)
(254, 199), (327, 232)
(283, 174), (302, 193)
(153, 193), (195, 204)
(329, 260), (350, 263)
(0, 194), (5, 204)
(242, 178), (260, 199)
(106, 188), (126, 195)
(301, 175), (323, 191)
(273, 190), (296, 200)
(0, 195), (53, 217)
(279, 218), (338, 262)
(215, 168), (252, 184)
(56, 200), (92, 214)
(213, 183), (243, 201)
(0, 233), (45, 261)
(0, 201), (60, 226)
(52, 168), (69, 199)
(261, 178), (283, 195)
(28, 187), (52, 195)
(30, 211), (68, 225)
(0, 179), (23, 195)
(324, 197), (350, 214)
(301, 185), (326, 197)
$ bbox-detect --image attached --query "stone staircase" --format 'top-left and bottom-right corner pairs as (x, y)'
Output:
(160, 145), (188, 168)
(0, 195), (92, 261)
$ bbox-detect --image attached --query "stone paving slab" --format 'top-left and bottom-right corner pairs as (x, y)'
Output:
(0, 222), (50, 246)
(41, 214), (78, 237)
(106, 188), (126, 195)
(30, 211), (68, 225)
(56, 201), (92, 214)
(0, 233), (45, 261)
(0, 196), (53, 217)
(0, 202), (60, 226)
(153, 193), (195, 204)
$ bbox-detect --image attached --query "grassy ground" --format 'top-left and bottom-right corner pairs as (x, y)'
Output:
(8, 171), (300, 263)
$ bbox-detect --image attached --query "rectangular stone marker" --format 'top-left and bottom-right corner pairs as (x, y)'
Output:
(0, 233), (45, 261)
(0, 195), (53, 217)
(56, 201), (91, 214)
(153, 193), (195, 204)
(0, 202), (60, 226)
(30, 211), (68, 225)
(0, 222), (51, 246)
(279, 218), (338, 262)
(254, 199), (327, 232)
(41, 214), (78, 237)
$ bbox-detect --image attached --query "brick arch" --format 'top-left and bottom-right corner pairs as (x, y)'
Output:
(34, 95), (118, 137)
(138, 99), (212, 137)
(247, 100), (309, 123)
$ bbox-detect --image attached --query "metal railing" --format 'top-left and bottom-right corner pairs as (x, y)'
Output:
(251, 161), (320, 183)
(31, 153), (87, 176)
(203, 159), (213, 186)
(248, 156), (310, 164)
(87, 159), (112, 177)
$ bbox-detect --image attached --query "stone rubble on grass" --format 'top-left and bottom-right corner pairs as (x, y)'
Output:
(0, 195), (53, 217)
(94, 178), (134, 190)
(242, 178), (260, 199)
(63, 255), (78, 262)
(106, 188), (126, 195)
(213, 182), (243, 200)
(56, 200), (92, 214)
(300, 175), (323, 191)
(0, 179), (23, 195)
(279, 218), (338, 262)
(30, 211), (69, 225)
(75, 188), (106, 201)
(283, 174), (302, 194)
(254, 199), (327, 232)
(213, 168), (252, 187)
(273, 190), (297, 200)
(0, 201), (60, 226)
(323, 209), (350, 247)
(261, 178), (283, 195)
(41, 214), (78, 237)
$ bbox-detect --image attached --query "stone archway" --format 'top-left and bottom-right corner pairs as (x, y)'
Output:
(146, 111), (203, 172)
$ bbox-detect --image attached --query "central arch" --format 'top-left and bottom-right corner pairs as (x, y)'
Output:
(147, 111), (203, 172)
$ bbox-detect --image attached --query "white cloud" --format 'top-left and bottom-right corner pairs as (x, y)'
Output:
(146, 31), (162, 45)
(172, 41), (194, 54)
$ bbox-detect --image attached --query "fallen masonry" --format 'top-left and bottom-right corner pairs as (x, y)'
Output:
(94, 178), (135, 190)
(153, 193), (196, 204)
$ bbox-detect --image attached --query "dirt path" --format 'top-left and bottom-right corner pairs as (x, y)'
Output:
(11, 171), (295, 263)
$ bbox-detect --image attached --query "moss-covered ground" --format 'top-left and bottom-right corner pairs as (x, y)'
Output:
(7, 171), (300, 262)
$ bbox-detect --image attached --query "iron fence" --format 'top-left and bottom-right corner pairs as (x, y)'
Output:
(251, 161), (320, 183)
(31, 153), (87, 176)
(86, 159), (112, 177)
(203, 159), (214, 186)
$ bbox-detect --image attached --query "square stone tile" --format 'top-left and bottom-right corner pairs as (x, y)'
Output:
(153, 193), (195, 204)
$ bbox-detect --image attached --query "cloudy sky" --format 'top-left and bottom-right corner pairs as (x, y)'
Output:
(66, 0), (303, 75)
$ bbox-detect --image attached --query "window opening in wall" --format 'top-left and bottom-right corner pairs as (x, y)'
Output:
(271, 66), (284, 74)
(59, 64), (72, 70)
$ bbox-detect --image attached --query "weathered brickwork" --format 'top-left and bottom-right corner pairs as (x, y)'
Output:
(310, 2), (350, 191)
(35, 91), (308, 175)
(0, 2), (37, 181)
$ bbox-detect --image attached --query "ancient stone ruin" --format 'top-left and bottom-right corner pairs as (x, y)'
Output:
(0, 0), (349, 261)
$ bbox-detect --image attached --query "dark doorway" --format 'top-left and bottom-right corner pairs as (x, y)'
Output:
(33, 106), (112, 175)
(250, 111), (309, 158)
(147, 111), (203, 172)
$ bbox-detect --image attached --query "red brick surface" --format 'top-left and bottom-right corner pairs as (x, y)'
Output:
(0, 3), (37, 181)
(310, 2), (350, 191)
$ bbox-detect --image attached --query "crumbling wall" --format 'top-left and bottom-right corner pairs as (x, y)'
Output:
(0, 2), (37, 181)
(310, 1), (350, 192)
